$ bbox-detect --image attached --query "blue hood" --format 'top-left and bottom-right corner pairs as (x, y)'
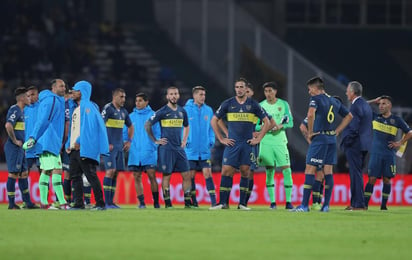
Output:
(73, 80), (92, 101)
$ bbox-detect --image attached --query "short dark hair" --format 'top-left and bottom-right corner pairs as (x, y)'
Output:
(112, 88), (125, 96)
(380, 95), (393, 103)
(236, 77), (248, 85)
(262, 81), (278, 90)
(14, 87), (27, 97)
(348, 81), (363, 96)
(246, 82), (254, 90)
(136, 92), (148, 101)
(192, 85), (205, 94)
(166, 86), (179, 94)
(27, 85), (38, 92)
(50, 79), (65, 89)
(306, 76), (324, 89)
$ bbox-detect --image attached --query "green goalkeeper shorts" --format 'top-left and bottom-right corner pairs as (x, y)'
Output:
(258, 143), (290, 167)
(39, 152), (63, 171)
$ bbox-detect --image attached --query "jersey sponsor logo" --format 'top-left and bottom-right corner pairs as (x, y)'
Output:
(161, 119), (183, 127)
(14, 122), (25, 130)
(372, 120), (397, 136)
(105, 118), (125, 128)
(227, 113), (258, 123)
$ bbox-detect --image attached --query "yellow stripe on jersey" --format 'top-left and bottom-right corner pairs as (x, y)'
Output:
(161, 119), (183, 127)
(227, 113), (258, 123)
(372, 121), (398, 136)
(14, 122), (25, 130)
(105, 119), (125, 128)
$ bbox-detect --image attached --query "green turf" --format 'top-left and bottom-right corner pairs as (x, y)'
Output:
(1, 205), (411, 259)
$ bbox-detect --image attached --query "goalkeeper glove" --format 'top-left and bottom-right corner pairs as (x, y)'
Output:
(23, 138), (36, 150)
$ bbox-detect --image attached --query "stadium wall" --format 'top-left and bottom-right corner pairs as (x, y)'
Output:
(1, 171), (412, 206)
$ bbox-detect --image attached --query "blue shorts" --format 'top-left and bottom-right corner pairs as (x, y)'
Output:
(306, 143), (337, 166)
(5, 141), (27, 174)
(128, 164), (157, 172)
(368, 153), (396, 179)
(27, 157), (40, 170)
(103, 149), (125, 171)
(158, 146), (190, 174)
(61, 150), (70, 171)
(222, 142), (252, 169)
(189, 159), (211, 171)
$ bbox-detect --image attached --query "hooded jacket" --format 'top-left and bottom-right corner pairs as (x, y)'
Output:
(24, 101), (41, 158)
(184, 99), (215, 160)
(30, 90), (65, 156)
(123, 105), (160, 166)
(72, 81), (109, 163)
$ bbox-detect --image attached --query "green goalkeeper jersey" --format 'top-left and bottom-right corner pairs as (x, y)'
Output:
(256, 98), (293, 145)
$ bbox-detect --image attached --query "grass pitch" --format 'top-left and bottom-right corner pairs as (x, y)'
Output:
(1, 205), (411, 260)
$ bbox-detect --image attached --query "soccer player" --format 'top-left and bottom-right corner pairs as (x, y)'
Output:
(5, 87), (37, 209)
(101, 88), (134, 209)
(145, 86), (192, 208)
(364, 95), (412, 210)
(257, 82), (294, 210)
(69, 81), (109, 210)
(184, 86), (216, 207)
(125, 92), (161, 209)
(24, 86), (41, 175)
(210, 78), (271, 210)
(293, 77), (352, 212)
(23, 79), (69, 209)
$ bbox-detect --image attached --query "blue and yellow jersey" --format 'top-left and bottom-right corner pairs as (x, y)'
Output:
(371, 113), (411, 156)
(6, 105), (25, 142)
(148, 105), (188, 149)
(309, 94), (349, 144)
(215, 97), (266, 142)
(101, 103), (132, 149)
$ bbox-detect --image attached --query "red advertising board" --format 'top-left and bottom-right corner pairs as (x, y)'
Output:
(1, 171), (412, 206)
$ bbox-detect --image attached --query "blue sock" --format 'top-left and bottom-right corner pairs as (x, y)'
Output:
(226, 177), (233, 205)
(191, 177), (197, 205)
(152, 192), (159, 205)
(219, 176), (231, 205)
(7, 177), (16, 207)
(205, 177), (216, 206)
(18, 178), (33, 206)
(111, 179), (117, 204)
(245, 178), (254, 205)
(302, 174), (315, 207)
(103, 177), (112, 204)
(323, 174), (334, 207)
(163, 188), (172, 207)
(312, 180), (322, 204)
(138, 194), (145, 206)
(83, 185), (92, 204)
(239, 177), (249, 206)
(364, 183), (374, 207)
(381, 183), (391, 208)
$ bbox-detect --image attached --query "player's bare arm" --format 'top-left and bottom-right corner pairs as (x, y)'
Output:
(145, 121), (167, 145)
(211, 115), (234, 146)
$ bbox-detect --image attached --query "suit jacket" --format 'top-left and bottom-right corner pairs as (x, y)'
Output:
(341, 96), (373, 152)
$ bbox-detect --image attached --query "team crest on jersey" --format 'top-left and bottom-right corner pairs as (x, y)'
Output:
(86, 108), (90, 114)
(246, 105), (251, 111)
(278, 107), (282, 111)
(390, 118), (395, 124)
(122, 112), (125, 118)
(204, 115), (208, 121)
(178, 112), (183, 117)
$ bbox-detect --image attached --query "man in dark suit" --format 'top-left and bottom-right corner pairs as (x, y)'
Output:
(342, 81), (373, 210)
